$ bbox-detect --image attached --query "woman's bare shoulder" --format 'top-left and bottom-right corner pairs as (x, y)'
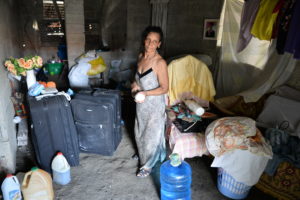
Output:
(153, 56), (167, 72)
(157, 56), (167, 68)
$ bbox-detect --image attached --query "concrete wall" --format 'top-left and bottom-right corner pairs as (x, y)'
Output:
(103, 0), (223, 63)
(99, 0), (222, 82)
(16, 0), (223, 75)
(101, 0), (127, 50)
(126, 0), (151, 58)
(96, 0), (223, 84)
(65, 0), (85, 67)
(18, 0), (58, 62)
(166, 0), (223, 62)
(98, 0), (151, 83)
(0, 0), (21, 174)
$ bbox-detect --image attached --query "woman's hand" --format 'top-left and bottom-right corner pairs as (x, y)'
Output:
(131, 81), (141, 93)
(135, 91), (147, 103)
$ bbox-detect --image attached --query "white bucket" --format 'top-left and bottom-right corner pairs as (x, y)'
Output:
(51, 152), (71, 185)
(1, 174), (22, 200)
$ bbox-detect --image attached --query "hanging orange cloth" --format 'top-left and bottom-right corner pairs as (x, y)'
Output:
(251, 0), (280, 41)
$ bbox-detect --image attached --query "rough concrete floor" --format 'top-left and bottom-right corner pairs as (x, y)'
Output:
(53, 125), (276, 200)
(53, 126), (227, 200)
(15, 97), (276, 200)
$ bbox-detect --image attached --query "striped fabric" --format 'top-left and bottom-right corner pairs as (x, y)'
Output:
(169, 124), (208, 160)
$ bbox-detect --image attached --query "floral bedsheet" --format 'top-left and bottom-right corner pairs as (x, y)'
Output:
(205, 117), (272, 158)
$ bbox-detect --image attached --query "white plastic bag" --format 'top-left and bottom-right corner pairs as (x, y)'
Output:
(68, 62), (91, 88)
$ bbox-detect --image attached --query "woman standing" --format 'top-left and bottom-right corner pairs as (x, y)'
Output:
(131, 26), (169, 177)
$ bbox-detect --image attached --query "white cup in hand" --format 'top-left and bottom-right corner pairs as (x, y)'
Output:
(135, 93), (146, 102)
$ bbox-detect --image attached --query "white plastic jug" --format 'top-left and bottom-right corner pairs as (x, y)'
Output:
(51, 152), (71, 185)
(1, 174), (22, 200)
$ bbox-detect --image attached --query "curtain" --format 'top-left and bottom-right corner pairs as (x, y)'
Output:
(216, 0), (296, 102)
(150, 0), (169, 54)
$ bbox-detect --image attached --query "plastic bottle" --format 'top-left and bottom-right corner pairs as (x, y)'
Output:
(183, 100), (205, 116)
(51, 152), (71, 185)
(21, 167), (54, 200)
(1, 174), (22, 200)
(160, 153), (192, 200)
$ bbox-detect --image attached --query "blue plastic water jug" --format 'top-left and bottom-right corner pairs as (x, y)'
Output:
(160, 153), (192, 200)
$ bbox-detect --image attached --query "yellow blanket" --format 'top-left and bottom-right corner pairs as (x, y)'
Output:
(168, 55), (215, 105)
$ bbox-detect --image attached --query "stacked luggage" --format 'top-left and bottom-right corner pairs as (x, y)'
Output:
(28, 89), (122, 172)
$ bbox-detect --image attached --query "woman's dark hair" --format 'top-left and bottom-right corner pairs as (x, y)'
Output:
(140, 26), (164, 53)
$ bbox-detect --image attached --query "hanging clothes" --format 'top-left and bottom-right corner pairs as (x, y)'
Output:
(251, 0), (280, 41)
(271, 0), (287, 39)
(284, 0), (300, 59)
(276, 0), (296, 54)
(216, 0), (270, 98)
(236, 0), (260, 53)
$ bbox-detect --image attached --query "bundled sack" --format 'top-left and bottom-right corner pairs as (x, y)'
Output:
(68, 51), (106, 88)
(205, 117), (272, 158)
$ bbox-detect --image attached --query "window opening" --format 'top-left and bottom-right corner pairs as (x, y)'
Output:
(40, 0), (65, 43)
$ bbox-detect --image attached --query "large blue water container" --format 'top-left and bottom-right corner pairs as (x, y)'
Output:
(160, 153), (192, 200)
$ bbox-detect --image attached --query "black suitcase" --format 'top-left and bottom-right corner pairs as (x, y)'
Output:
(71, 89), (122, 155)
(28, 94), (80, 172)
(92, 89), (122, 146)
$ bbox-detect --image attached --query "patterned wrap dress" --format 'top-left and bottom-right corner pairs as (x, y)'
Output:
(134, 68), (166, 169)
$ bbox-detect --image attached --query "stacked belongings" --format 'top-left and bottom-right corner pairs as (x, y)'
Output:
(255, 85), (300, 200)
(205, 117), (273, 199)
(68, 50), (106, 89)
(166, 55), (217, 160)
(167, 100), (217, 133)
(166, 98), (218, 160)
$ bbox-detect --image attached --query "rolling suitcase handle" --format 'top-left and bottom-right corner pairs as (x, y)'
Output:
(35, 92), (71, 101)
